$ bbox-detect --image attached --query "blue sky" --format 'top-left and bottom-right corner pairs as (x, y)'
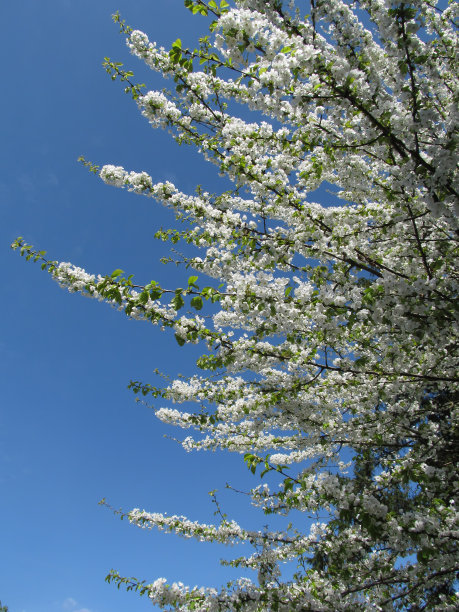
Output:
(0, 1), (290, 610)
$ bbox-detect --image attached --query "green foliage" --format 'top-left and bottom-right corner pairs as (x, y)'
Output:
(77, 155), (100, 174)
(102, 58), (145, 100)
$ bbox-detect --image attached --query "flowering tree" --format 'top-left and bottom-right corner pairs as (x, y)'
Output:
(12, 0), (458, 609)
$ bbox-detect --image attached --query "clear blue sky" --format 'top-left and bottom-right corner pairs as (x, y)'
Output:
(1, 2), (285, 610)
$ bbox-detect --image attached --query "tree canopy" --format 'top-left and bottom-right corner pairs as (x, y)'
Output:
(13, 0), (458, 609)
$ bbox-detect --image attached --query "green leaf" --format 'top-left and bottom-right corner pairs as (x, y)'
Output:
(150, 288), (163, 300)
(191, 296), (203, 310)
(138, 291), (149, 305)
(174, 333), (186, 346)
(111, 269), (124, 278)
(169, 47), (182, 64)
(172, 293), (185, 310)
(398, 61), (408, 76)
